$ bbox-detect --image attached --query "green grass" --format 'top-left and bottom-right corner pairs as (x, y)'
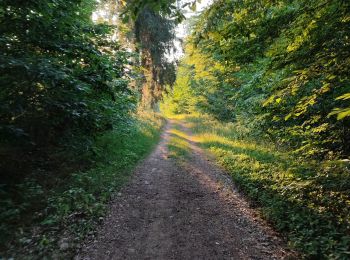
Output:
(1, 111), (164, 258)
(167, 121), (191, 160)
(182, 113), (350, 259)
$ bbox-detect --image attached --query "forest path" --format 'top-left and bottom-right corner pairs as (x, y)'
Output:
(76, 119), (293, 260)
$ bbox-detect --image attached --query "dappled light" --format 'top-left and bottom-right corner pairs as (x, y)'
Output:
(160, 1), (350, 256)
(1, 0), (349, 259)
(173, 114), (350, 258)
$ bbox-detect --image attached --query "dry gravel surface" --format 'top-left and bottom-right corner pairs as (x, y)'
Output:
(76, 120), (295, 260)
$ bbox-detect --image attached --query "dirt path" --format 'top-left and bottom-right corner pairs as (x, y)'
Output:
(76, 120), (294, 260)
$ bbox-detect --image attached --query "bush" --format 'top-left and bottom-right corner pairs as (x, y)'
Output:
(0, 111), (164, 258)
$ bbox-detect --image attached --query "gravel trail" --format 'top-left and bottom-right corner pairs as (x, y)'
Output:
(76, 120), (294, 260)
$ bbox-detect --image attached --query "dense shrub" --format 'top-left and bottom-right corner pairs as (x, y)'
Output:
(166, 0), (350, 158)
(0, 0), (137, 181)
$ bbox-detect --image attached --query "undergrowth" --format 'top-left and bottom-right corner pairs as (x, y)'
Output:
(0, 111), (164, 258)
(182, 113), (350, 259)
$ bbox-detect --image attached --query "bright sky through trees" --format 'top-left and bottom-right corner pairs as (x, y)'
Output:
(169, 0), (213, 60)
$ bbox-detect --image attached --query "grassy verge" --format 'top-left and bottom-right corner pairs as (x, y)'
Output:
(167, 120), (191, 160)
(182, 113), (350, 259)
(1, 111), (164, 258)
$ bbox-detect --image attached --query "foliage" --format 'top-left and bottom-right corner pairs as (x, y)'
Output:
(169, 0), (350, 158)
(0, 0), (137, 183)
(0, 0), (167, 257)
(183, 114), (350, 259)
(0, 112), (164, 258)
(161, 64), (198, 115)
(162, 0), (350, 257)
(121, 0), (188, 23)
(134, 7), (177, 107)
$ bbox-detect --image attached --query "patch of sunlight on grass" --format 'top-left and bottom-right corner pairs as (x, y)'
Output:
(182, 113), (287, 166)
(168, 128), (190, 140)
(194, 132), (277, 158)
(167, 124), (191, 159)
(168, 134), (190, 159)
(180, 112), (350, 259)
(165, 112), (201, 120)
